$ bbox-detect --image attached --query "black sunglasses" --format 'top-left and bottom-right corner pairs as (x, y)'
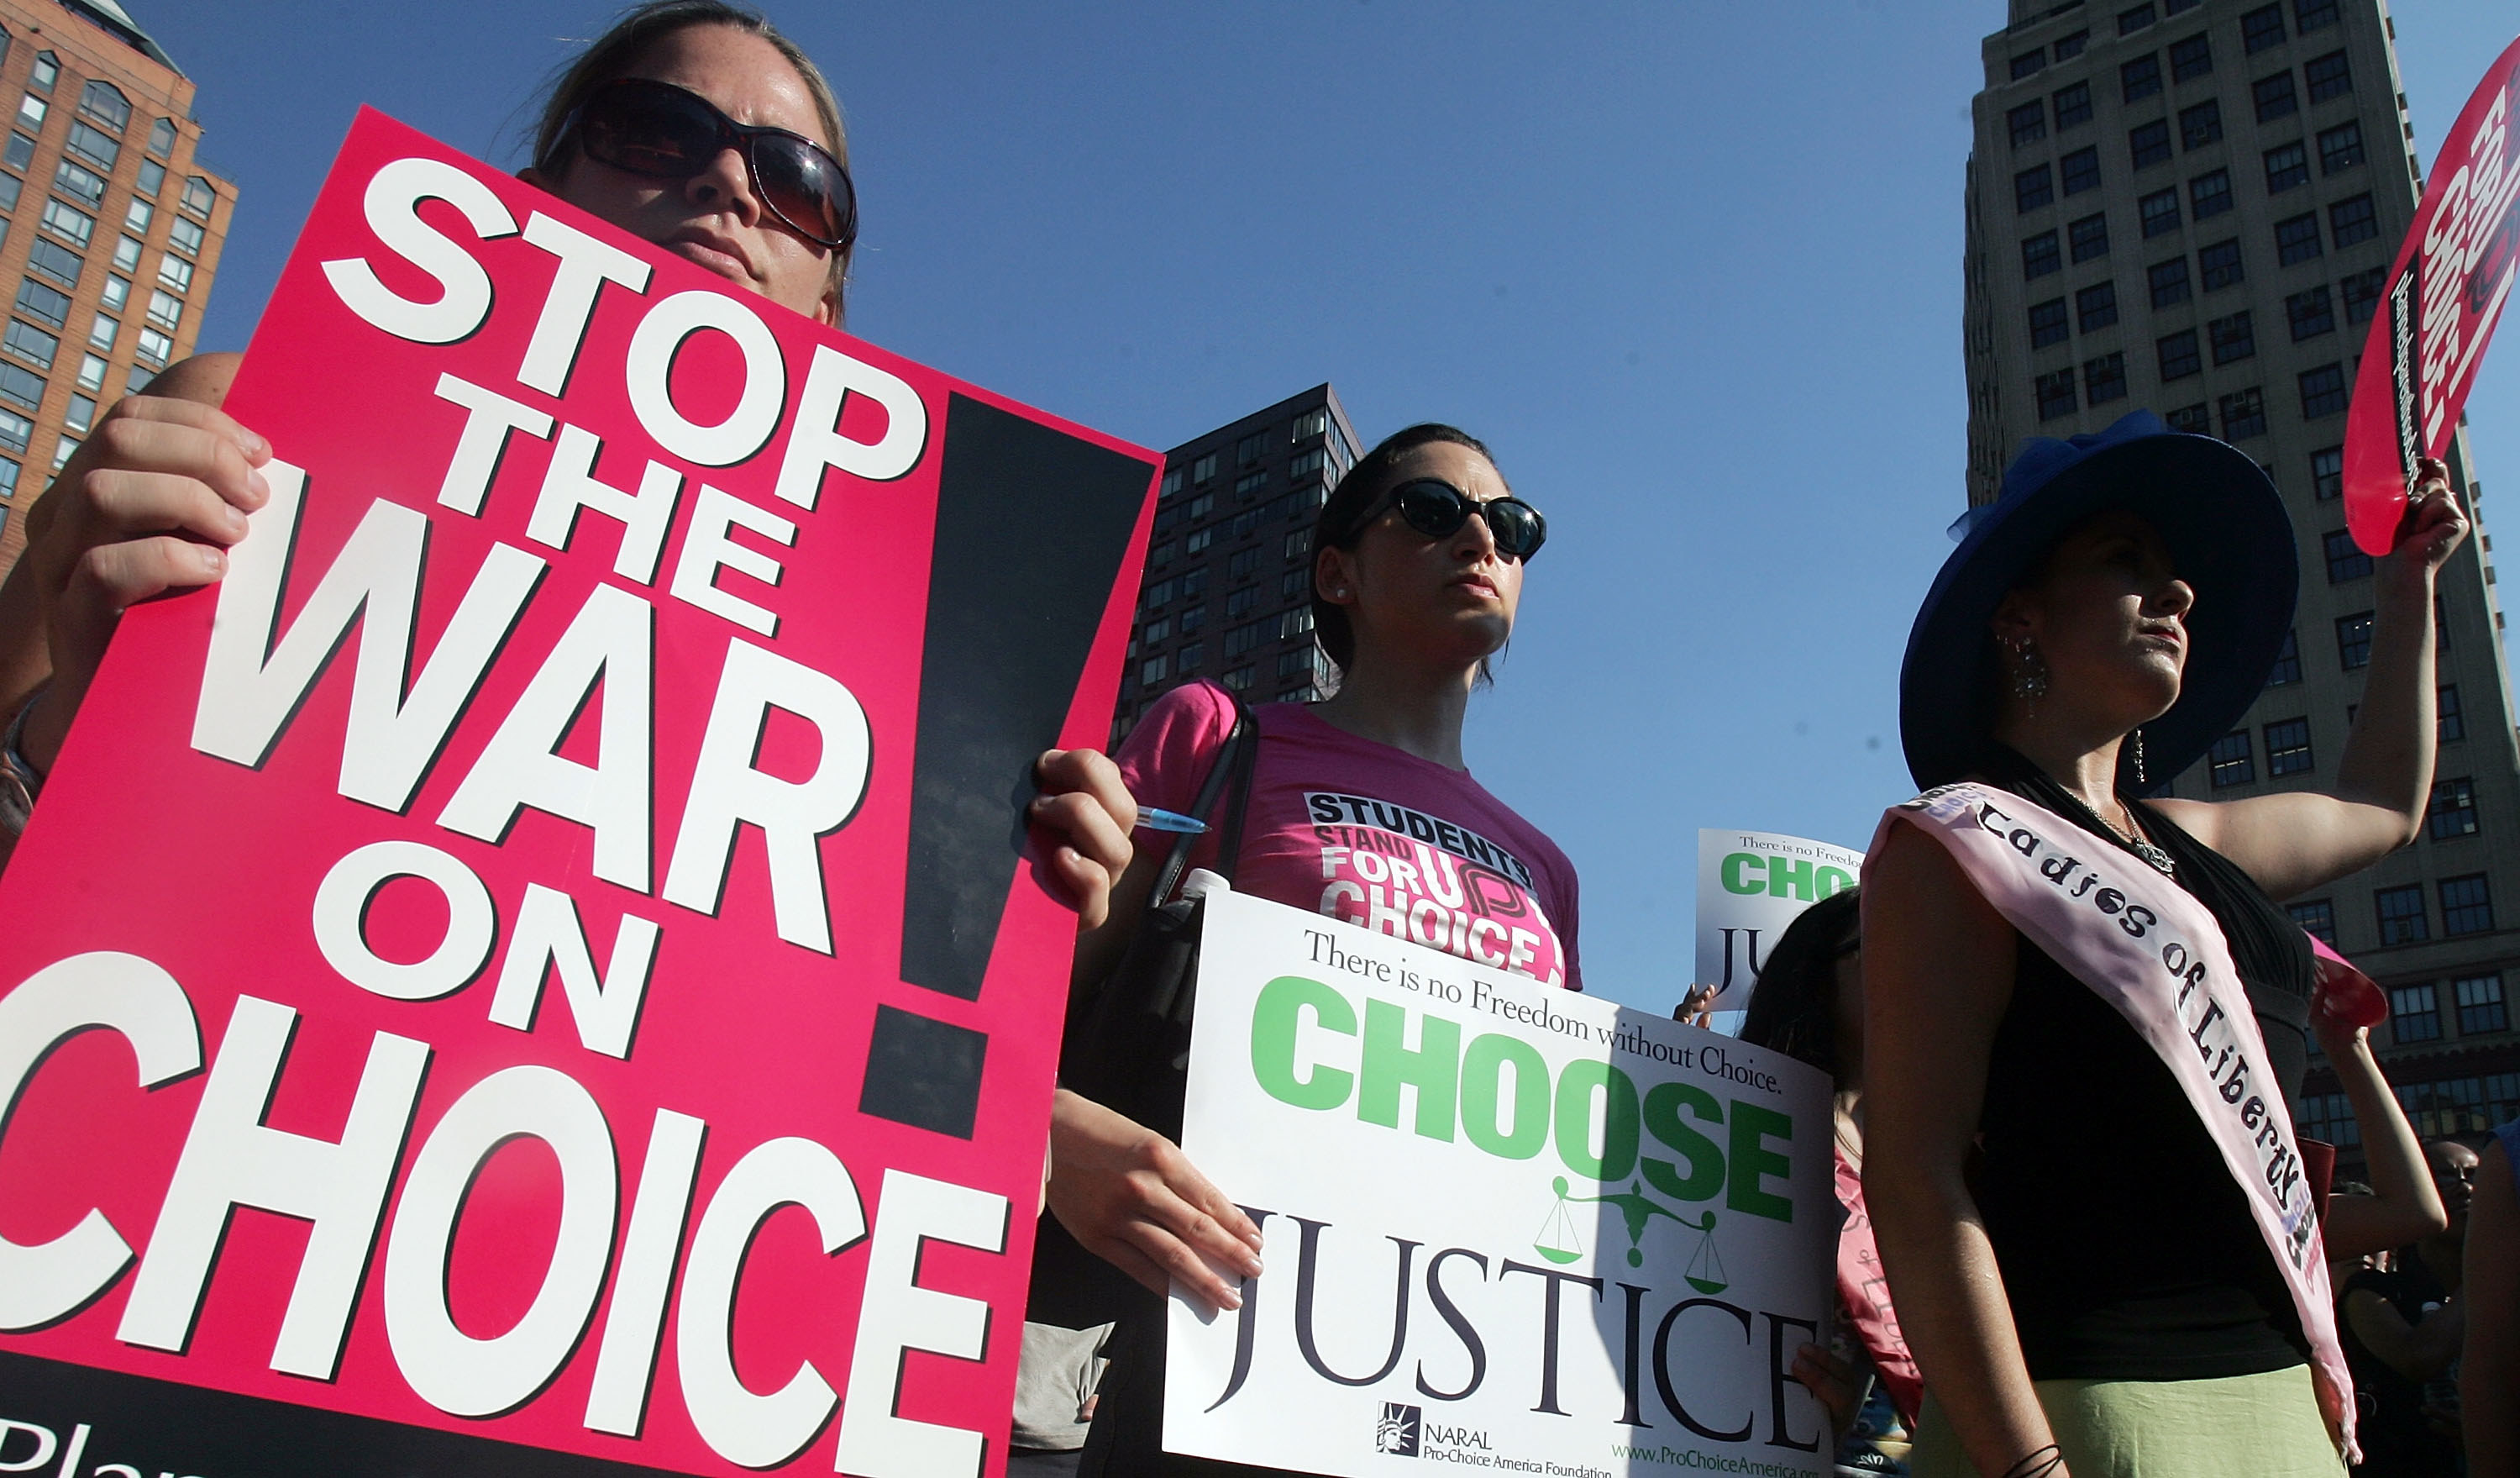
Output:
(564, 77), (858, 252)
(1358, 478), (1547, 562)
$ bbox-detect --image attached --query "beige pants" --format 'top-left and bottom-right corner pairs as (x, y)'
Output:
(1906, 1365), (2344, 1477)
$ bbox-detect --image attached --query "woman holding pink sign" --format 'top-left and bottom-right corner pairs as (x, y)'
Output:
(1862, 410), (2465, 1476)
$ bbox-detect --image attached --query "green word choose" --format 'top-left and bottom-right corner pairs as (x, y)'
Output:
(1248, 976), (1795, 1223)
(1719, 851), (1856, 902)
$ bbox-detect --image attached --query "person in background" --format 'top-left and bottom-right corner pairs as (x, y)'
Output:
(2341, 1138), (2476, 1476)
(1048, 423), (1577, 1476)
(1739, 886), (1919, 1476)
(2464, 1120), (2520, 1475)
(1866, 413), (2465, 1478)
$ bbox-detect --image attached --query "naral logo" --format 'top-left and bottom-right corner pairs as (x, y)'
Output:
(1374, 1402), (1420, 1456)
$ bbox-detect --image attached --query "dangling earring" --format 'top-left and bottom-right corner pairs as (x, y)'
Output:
(2131, 726), (2148, 787)
(2007, 636), (2049, 703)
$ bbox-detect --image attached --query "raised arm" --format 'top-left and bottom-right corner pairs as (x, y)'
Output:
(1861, 824), (2068, 1477)
(2313, 1008), (2446, 1258)
(2153, 460), (2466, 899)
(0, 353), (265, 876)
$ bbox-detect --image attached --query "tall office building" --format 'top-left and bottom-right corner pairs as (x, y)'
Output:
(0, 0), (230, 580)
(1110, 383), (1362, 744)
(1965, 0), (2518, 1171)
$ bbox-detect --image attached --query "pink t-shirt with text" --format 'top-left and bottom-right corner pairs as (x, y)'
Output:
(1116, 681), (1582, 991)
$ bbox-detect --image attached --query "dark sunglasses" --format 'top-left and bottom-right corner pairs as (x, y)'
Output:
(1359, 478), (1547, 562)
(564, 77), (858, 252)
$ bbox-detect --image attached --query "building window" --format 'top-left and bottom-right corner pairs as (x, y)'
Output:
(2180, 100), (2223, 150)
(2120, 4), (2156, 35)
(1224, 586), (1259, 618)
(2265, 628), (2302, 685)
(2290, 898), (2337, 944)
(2298, 1091), (2360, 1146)
(1221, 620), (1263, 657)
(2188, 169), (2234, 221)
(2129, 119), (2172, 169)
(2208, 311), (2256, 364)
(65, 121), (116, 174)
(2036, 368), (2078, 421)
(1175, 641), (1202, 671)
(13, 92), (39, 134)
(136, 158), (163, 198)
(2304, 50), (2351, 103)
(2294, 0), (2338, 29)
(2140, 187), (2182, 237)
(2391, 984), (2442, 1041)
(2084, 351), (2128, 404)
(146, 115), (175, 158)
(2335, 609), (2373, 668)
(2442, 874), (2495, 936)
(1226, 545), (1262, 581)
(76, 80), (128, 134)
(0, 361), (40, 412)
(1235, 429), (1268, 467)
(2060, 146), (2103, 196)
(2265, 717), (2313, 776)
(2329, 193), (2377, 248)
(2275, 211), (2323, 265)
(1278, 608), (1315, 640)
(1221, 665), (1255, 693)
(2023, 229), (2061, 279)
(2439, 684), (2465, 741)
(39, 199), (92, 247)
(2323, 529), (2370, 582)
(2054, 81), (2095, 129)
(2069, 213), (2110, 262)
(61, 392), (92, 434)
(2314, 121), (2366, 177)
(2241, 3), (2286, 51)
(1190, 452), (1217, 484)
(2, 320), (54, 370)
(0, 174), (18, 215)
(2017, 164), (2055, 213)
(2076, 281), (2118, 330)
(2029, 297), (2071, 346)
(2123, 54), (2164, 103)
(1232, 469), (1268, 498)
(2287, 286), (2336, 339)
(74, 352), (102, 393)
(2209, 730), (2255, 786)
(0, 408), (28, 454)
(2169, 34), (2213, 82)
(2, 133), (28, 172)
(2299, 363), (2348, 418)
(2307, 444), (2344, 498)
(1138, 655), (1167, 686)
(1158, 466), (1185, 499)
(111, 235), (140, 274)
(1279, 568), (1308, 600)
(2428, 777), (2481, 840)
(85, 315), (112, 351)
(2455, 975), (2509, 1035)
(2376, 885), (2428, 945)
(2055, 29), (2091, 60)
(25, 53), (50, 94)
(1284, 528), (1312, 560)
(13, 278), (67, 329)
(2149, 256), (2192, 307)
(2166, 402), (2210, 434)
(2010, 101), (2048, 148)
(2012, 50), (2048, 82)
(2265, 141), (2310, 192)
(1178, 604), (1205, 634)
(2218, 386), (2265, 439)
(2255, 71), (2300, 123)
(2341, 266), (2385, 323)
(99, 275), (127, 312)
(54, 160), (108, 210)
(161, 214), (199, 258)
(2200, 238), (2244, 289)
(2158, 329), (2202, 380)
(25, 238), (78, 290)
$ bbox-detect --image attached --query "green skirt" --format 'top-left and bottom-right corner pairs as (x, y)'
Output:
(1907, 1365), (2344, 1478)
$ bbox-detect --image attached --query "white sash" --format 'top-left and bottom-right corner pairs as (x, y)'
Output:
(1872, 782), (2357, 1463)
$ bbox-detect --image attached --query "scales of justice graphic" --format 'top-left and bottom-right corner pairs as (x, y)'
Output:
(1533, 1176), (1728, 1293)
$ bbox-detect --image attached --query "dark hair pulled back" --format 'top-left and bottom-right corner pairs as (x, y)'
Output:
(1736, 887), (1861, 1087)
(1307, 422), (1501, 676)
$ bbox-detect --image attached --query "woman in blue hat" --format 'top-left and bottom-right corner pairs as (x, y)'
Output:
(1860, 410), (2466, 1477)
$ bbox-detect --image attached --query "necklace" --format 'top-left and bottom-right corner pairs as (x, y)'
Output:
(2066, 789), (2177, 878)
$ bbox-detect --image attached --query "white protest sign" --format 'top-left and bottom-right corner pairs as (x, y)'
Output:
(1693, 830), (1861, 1013)
(1167, 890), (1837, 1478)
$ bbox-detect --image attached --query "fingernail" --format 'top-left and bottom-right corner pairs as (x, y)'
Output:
(223, 505), (249, 537)
(202, 547), (227, 575)
(1220, 1289), (1243, 1311)
(246, 468), (272, 505)
(244, 431), (271, 459)
(1245, 1256), (1264, 1276)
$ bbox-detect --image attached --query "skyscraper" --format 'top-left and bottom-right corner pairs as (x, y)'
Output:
(1965, 0), (2518, 1170)
(0, 0), (229, 580)
(1111, 383), (1361, 744)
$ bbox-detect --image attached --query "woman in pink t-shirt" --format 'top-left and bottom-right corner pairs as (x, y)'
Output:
(1047, 423), (1577, 1474)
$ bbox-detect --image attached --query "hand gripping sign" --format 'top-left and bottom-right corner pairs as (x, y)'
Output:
(0, 112), (1158, 1478)
(2344, 34), (2520, 554)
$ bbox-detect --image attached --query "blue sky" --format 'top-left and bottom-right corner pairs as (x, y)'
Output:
(152, 3), (2519, 1012)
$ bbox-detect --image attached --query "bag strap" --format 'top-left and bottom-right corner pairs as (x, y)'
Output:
(1145, 694), (1257, 909)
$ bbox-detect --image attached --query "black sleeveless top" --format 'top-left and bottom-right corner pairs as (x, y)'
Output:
(1971, 752), (2316, 1381)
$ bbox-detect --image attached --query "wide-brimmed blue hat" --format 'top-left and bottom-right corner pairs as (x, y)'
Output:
(1900, 409), (2297, 792)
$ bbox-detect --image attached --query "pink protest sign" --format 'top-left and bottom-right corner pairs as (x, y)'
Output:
(0, 110), (1157, 1478)
(2344, 34), (2520, 554)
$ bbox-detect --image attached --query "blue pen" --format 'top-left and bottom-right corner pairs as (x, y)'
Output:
(1137, 807), (1210, 834)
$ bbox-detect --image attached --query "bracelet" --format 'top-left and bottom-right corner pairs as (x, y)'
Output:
(0, 688), (48, 839)
(1999, 1445), (2064, 1478)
